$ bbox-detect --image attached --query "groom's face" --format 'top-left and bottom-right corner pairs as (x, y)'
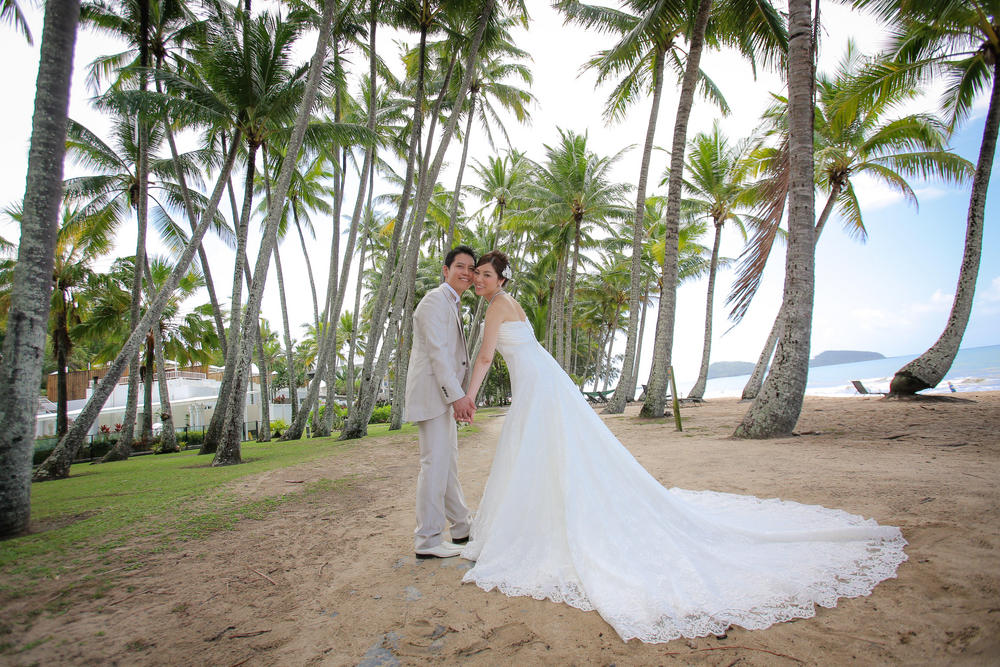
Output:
(443, 252), (476, 294)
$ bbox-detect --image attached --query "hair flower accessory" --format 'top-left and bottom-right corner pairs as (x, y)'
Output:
(502, 264), (513, 280)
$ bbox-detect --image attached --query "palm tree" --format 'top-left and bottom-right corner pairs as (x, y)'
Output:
(733, 0), (814, 438)
(465, 149), (531, 246)
(342, 0), (511, 440)
(175, 9), (310, 456)
(0, 0), (80, 534)
(78, 256), (211, 445)
(681, 124), (756, 399)
(848, 0), (999, 395)
(442, 18), (534, 247)
(212, 0), (342, 462)
(463, 149), (531, 350)
(3, 201), (113, 438)
(521, 129), (631, 370)
(282, 0), (384, 441)
(557, 0), (786, 415)
(256, 147), (335, 426)
(1, 0), (32, 43)
(33, 123), (243, 480)
(731, 45), (974, 399)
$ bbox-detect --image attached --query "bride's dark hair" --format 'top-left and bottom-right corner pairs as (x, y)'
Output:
(477, 250), (511, 286)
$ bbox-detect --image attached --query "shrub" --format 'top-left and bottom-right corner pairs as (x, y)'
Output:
(178, 430), (204, 449)
(369, 405), (391, 424)
(269, 419), (288, 438)
(33, 438), (58, 466)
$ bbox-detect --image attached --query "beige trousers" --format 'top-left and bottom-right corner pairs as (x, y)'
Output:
(414, 407), (471, 550)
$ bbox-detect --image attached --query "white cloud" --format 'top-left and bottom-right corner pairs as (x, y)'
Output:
(979, 275), (1000, 302)
(912, 289), (955, 314)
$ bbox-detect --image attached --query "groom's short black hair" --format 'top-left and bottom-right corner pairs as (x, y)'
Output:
(445, 245), (477, 267)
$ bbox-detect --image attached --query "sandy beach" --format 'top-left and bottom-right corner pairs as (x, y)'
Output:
(5, 393), (1000, 665)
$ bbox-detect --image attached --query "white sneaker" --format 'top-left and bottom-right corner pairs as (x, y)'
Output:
(415, 541), (463, 559)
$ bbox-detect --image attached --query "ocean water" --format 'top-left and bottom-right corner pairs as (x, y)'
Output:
(680, 344), (1000, 399)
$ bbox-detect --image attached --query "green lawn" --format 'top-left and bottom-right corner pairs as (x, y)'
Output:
(2, 423), (420, 584)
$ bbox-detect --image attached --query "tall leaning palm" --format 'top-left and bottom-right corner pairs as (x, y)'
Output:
(443, 19), (535, 248)
(849, 0), (999, 395)
(734, 0), (814, 438)
(730, 45), (974, 400)
(680, 123), (755, 399)
(522, 129), (631, 370)
(0, 0), (79, 536)
(179, 10), (309, 455)
(558, 0), (786, 414)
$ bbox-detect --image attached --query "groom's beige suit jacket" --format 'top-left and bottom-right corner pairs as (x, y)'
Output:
(404, 284), (470, 423)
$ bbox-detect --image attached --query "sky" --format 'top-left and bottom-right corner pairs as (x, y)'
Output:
(1, 1), (997, 389)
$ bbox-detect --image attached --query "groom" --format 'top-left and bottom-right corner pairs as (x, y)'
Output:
(404, 245), (477, 559)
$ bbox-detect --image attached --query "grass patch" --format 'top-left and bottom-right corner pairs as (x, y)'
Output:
(4, 428), (413, 579)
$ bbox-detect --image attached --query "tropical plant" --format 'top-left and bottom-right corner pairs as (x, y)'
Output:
(520, 129), (631, 369)
(0, 0), (80, 536)
(679, 124), (758, 399)
(732, 44), (974, 399)
(557, 0), (786, 415)
(734, 0), (814, 438)
(1, 0), (32, 43)
(848, 0), (999, 395)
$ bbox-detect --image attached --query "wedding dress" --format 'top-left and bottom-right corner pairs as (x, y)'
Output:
(461, 320), (907, 643)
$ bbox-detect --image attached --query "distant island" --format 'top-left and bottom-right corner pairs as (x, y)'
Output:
(809, 350), (886, 367)
(707, 350), (885, 379)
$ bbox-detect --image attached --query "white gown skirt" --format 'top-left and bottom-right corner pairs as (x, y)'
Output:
(461, 321), (907, 643)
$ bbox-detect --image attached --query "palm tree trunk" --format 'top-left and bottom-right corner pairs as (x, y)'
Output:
(141, 334), (155, 441)
(34, 135), (242, 481)
(640, 0), (712, 418)
(337, 14), (423, 442)
(629, 289), (650, 400)
(742, 311), (780, 400)
(447, 91), (477, 248)
(273, 244), (299, 422)
(1, 1), (80, 516)
(255, 321), (271, 441)
(553, 252), (567, 364)
(151, 324), (178, 453)
(106, 0), (153, 463)
(160, 78), (228, 360)
(741, 183), (840, 400)
(890, 64), (998, 395)
(214, 0), (338, 462)
(293, 210), (321, 331)
(346, 217), (372, 411)
(202, 141), (258, 455)
(390, 285), (416, 431)
(563, 220), (583, 371)
(55, 303), (69, 438)
(687, 221), (723, 399)
(343, 0), (494, 439)
(606, 46), (666, 414)
(734, 0), (815, 438)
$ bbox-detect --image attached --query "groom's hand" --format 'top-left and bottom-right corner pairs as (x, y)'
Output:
(452, 396), (475, 423)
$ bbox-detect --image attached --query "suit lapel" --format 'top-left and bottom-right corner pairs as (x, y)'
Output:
(443, 285), (470, 376)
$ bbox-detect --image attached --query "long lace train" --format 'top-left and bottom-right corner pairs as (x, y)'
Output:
(460, 321), (906, 643)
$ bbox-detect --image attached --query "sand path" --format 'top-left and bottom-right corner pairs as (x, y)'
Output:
(5, 394), (999, 665)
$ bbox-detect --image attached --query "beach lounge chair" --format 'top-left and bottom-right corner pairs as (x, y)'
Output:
(583, 389), (614, 403)
(851, 380), (885, 396)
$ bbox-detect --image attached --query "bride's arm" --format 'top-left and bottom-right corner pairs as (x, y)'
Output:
(465, 305), (503, 402)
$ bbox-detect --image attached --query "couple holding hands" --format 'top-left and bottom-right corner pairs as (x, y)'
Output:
(403, 245), (907, 644)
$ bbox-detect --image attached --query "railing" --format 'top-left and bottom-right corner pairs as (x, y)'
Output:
(116, 369), (209, 384)
(165, 370), (208, 380)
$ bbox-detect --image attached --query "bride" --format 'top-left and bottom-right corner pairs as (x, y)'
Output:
(458, 250), (907, 644)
